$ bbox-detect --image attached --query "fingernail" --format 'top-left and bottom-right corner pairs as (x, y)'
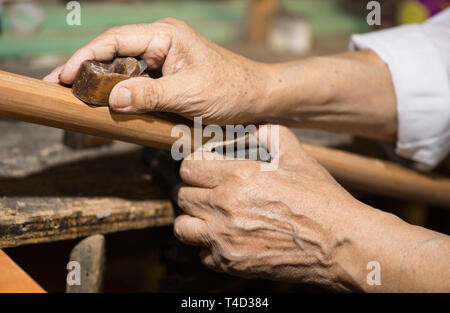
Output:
(111, 87), (131, 108)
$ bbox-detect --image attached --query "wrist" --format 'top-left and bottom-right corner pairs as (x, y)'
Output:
(255, 53), (397, 141)
(332, 201), (426, 292)
(326, 200), (379, 292)
(258, 59), (336, 122)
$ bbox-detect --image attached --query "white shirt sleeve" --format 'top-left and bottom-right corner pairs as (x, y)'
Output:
(350, 9), (450, 170)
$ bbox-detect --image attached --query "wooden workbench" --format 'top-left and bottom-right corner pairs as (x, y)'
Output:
(0, 119), (174, 248)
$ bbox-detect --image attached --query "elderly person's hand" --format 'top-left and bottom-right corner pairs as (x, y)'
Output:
(175, 125), (367, 291)
(44, 18), (271, 125)
(174, 125), (450, 292)
(43, 17), (450, 292)
(44, 19), (398, 141)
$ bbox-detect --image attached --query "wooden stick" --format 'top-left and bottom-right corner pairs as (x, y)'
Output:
(0, 249), (45, 293)
(302, 144), (450, 207)
(1, 70), (450, 207)
(0, 71), (181, 150)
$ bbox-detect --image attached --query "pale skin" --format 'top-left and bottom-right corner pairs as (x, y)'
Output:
(44, 18), (450, 292)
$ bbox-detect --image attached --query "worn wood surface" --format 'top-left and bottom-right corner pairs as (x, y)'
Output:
(0, 121), (174, 249)
(0, 249), (45, 293)
(0, 196), (173, 248)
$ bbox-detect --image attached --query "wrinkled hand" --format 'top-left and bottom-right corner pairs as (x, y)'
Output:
(44, 18), (270, 125)
(175, 125), (369, 291)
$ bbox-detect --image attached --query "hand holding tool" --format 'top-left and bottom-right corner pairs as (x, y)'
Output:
(72, 57), (148, 106)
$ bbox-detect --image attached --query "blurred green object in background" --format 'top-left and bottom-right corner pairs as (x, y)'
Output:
(0, 0), (369, 59)
(0, 0), (246, 58)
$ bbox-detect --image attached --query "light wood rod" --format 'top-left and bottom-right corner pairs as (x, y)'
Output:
(1, 70), (449, 207)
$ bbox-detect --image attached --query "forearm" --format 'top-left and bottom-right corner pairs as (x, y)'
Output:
(337, 203), (450, 292)
(259, 50), (398, 141)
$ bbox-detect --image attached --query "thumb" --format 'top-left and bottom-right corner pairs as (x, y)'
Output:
(109, 75), (185, 114)
(257, 125), (304, 165)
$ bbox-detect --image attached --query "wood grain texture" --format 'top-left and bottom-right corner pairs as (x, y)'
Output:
(0, 197), (174, 248)
(1, 70), (450, 207)
(0, 146), (174, 249)
(0, 70), (185, 150)
(0, 249), (45, 293)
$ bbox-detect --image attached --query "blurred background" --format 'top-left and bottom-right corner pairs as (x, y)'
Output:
(1, 0), (449, 293)
(1, 0), (448, 76)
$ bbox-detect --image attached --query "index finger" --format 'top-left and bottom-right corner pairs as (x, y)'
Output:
(180, 151), (261, 188)
(59, 23), (173, 84)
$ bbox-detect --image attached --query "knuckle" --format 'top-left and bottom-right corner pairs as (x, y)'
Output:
(142, 83), (159, 110)
(201, 253), (220, 271)
(158, 17), (189, 28)
(177, 188), (208, 211)
(173, 216), (187, 240)
(109, 25), (120, 32)
(224, 249), (243, 263)
(213, 185), (227, 198)
(213, 195), (227, 211)
(230, 165), (255, 182)
(173, 218), (182, 239)
(179, 160), (192, 181)
(278, 125), (290, 134)
(176, 188), (188, 209)
(133, 81), (162, 111)
(177, 186), (187, 201)
(217, 249), (241, 272)
(200, 256), (214, 268)
(229, 167), (244, 180)
(214, 186), (238, 211)
(104, 25), (121, 36)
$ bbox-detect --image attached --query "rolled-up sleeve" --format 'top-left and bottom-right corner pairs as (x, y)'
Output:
(350, 9), (450, 170)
